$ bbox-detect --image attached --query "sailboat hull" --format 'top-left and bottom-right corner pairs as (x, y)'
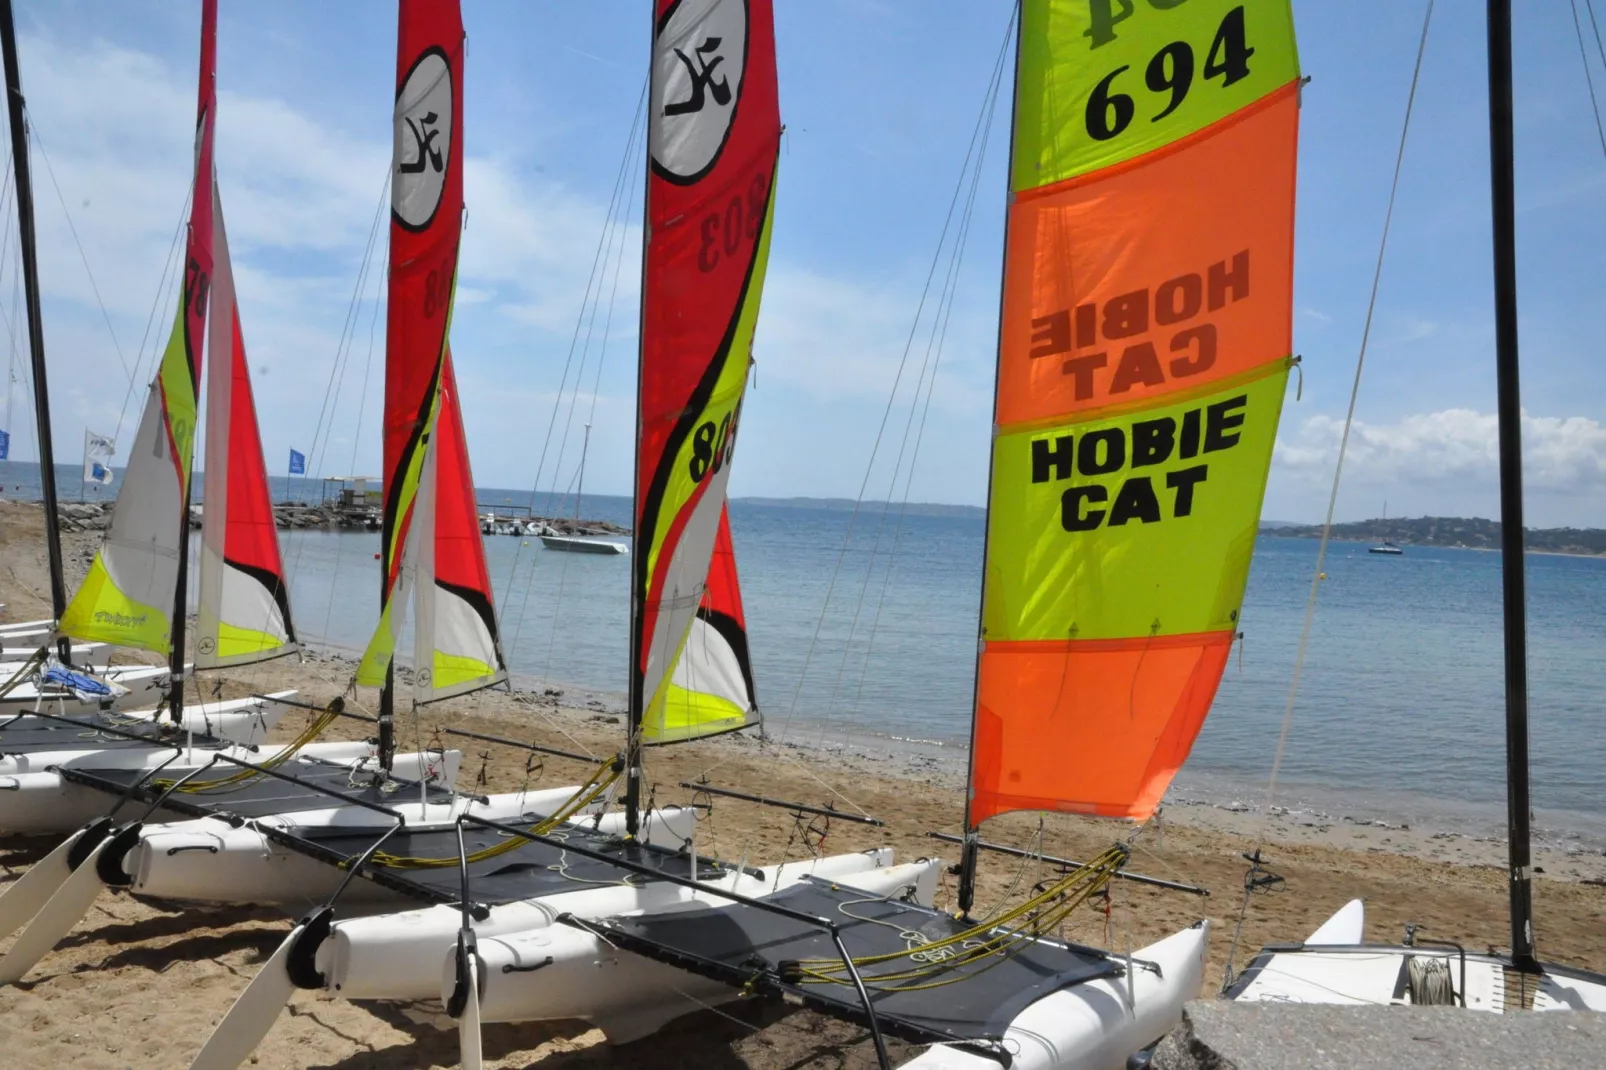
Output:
(0, 693), (294, 777)
(464, 856), (938, 1044)
(0, 735), (370, 836)
(899, 922), (1209, 1070)
(123, 780), (631, 908)
(1228, 944), (1606, 1012)
(0, 663), (171, 715)
(318, 807), (814, 1003)
(539, 534), (627, 555)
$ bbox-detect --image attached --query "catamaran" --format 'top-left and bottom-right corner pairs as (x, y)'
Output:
(1226, 0), (1606, 1016)
(169, 6), (930, 1067)
(0, 0), (322, 774)
(0, 0), (601, 976)
(447, 3), (1303, 1068)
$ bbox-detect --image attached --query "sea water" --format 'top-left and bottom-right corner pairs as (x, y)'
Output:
(4, 462), (1604, 841)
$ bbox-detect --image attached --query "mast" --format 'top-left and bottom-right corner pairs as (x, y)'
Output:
(624, 33), (650, 837)
(627, 0), (781, 833)
(0, 0), (69, 659)
(358, 0), (503, 758)
(1485, 0), (1537, 973)
(957, 7), (1023, 919)
(574, 423), (590, 522)
(959, 3), (1301, 913)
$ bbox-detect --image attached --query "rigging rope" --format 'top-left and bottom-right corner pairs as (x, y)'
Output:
(1570, 0), (1606, 161)
(502, 77), (647, 673)
(366, 755), (621, 869)
(763, 4), (1016, 765)
(783, 846), (1125, 993)
(150, 697), (347, 794)
(1224, 0), (1434, 985)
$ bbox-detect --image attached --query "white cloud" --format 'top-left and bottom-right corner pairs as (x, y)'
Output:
(1271, 408), (1606, 524)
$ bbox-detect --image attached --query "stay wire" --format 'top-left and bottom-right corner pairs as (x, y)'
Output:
(536, 125), (643, 678)
(1570, 0), (1606, 161)
(770, 6), (1016, 751)
(28, 122), (135, 392)
(502, 78), (646, 670)
(113, 183), (191, 447)
(1226, 0), (1433, 980)
(842, 52), (1003, 730)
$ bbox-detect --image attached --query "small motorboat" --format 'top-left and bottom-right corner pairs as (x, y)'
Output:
(1368, 541), (1403, 555)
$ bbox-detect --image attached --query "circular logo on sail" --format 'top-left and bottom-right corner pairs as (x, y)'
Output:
(393, 48), (453, 231)
(651, 0), (747, 184)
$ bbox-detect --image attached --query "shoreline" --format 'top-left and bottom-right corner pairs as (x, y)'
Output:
(3, 501), (1606, 1067)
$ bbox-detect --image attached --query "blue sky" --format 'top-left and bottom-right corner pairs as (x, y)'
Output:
(1, 1), (1604, 525)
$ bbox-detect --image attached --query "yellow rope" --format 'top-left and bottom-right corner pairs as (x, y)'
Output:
(789, 845), (1128, 993)
(367, 757), (621, 870)
(151, 699), (344, 794)
(0, 647), (48, 700)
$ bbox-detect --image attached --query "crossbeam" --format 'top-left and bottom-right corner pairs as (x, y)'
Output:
(926, 832), (1208, 897)
(679, 780), (883, 826)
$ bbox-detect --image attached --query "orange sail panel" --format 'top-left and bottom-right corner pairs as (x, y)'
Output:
(356, 0), (505, 702)
(59, 0), (216, 654)
(195, 188), (296, 668)
(970, 1), (1300, 824)
(634, 0), (779, 744)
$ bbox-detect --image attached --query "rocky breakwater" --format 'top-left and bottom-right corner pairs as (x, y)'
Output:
(51, 500), (342, 531)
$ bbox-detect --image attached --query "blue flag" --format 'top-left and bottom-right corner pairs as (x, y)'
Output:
(0, 428), (9, 461)
(288, 448), (306, 476)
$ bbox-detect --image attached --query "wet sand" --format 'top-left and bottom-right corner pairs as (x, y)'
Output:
(1, 499), (1603, 1069)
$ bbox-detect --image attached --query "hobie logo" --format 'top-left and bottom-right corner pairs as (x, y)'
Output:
(652, 0), (747, 184)
(393, 47), (453, 231)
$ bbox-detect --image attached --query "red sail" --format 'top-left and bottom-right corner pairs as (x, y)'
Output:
(195, 188), (296, 667)
(357, 0), (503, 700)
(634, 0), (779, 742)
(660, 503), (758, 729)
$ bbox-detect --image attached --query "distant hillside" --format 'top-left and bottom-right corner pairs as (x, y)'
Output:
(734, 496), (985, 519)
(1262, 516), (1606, 556)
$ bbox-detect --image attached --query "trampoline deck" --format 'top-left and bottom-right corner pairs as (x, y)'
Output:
(574, 874), (1121, 1051)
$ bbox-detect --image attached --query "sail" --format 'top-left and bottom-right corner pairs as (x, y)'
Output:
(194, 189), (296, 668)
(634, 0), (779, 744)
(59, 0), (216, 654)
(968, 2), (1300, 823)
(658, 504), (759, 741)
(356, 0), (506, 702)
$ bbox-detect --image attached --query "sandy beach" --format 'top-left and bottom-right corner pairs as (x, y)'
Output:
(1, 499), (1603, 1069)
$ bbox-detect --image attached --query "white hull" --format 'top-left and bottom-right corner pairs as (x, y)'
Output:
(0, 694), (295, 782)
(0, 644), (102, 667)
(0, 666), (250, 728)
(538, 534), (627, 555)
(124, 779), (637, 908)
(899, 922), (1210, 1070)
(0, 738), (393, 837)
(331, 845), (895, 1003)
(187, 844), (895, 1070)
(1228, 897), (1606, 1011)
(0, 618), (53, 634)
(465, 856), (941, 1045)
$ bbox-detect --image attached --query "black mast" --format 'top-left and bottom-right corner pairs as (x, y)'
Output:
(1485, 0), (1538, 973)
(168, 481), (192, 724)
(957, 8), (1022, 919)
(0, 0), (70, 663)
(623, 12), (654, 840)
